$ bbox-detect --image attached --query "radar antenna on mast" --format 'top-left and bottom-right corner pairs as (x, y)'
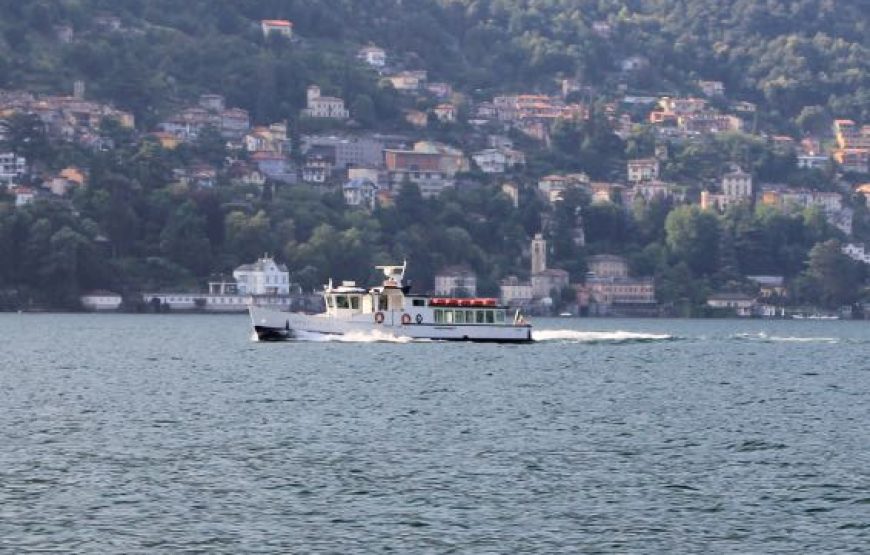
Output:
(375, 260), (407, 287)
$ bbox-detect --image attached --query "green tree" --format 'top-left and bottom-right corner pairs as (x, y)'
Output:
(224, 210), (272, 265)
(160, 202), (213, 277)
(665, 205), (720, 276)
(801, 240), (865, 309)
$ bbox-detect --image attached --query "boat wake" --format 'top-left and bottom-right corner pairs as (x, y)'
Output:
(294, 329), (419, 344)
(532, 329), (675, 344)
(732, 332), (839, 344)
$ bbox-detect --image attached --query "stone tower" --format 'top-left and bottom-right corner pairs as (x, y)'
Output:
(531, 233), (547, 275)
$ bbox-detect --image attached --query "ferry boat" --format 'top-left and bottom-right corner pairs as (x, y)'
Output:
(248, 263), (533, 343)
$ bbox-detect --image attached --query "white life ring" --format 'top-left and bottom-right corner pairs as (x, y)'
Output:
(374, 311), (385, 324)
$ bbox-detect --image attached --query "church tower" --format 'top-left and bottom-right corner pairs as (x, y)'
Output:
(531, 233), (547, 275)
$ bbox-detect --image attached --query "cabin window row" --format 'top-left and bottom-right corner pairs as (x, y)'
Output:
(326, 295), (361, 309)
(434, 309), (505, 324)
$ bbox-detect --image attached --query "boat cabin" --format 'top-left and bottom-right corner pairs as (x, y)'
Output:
(321, 264), (518, 327)
(324, 281), (368, 315)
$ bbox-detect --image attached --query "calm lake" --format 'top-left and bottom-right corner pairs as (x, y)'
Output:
(1, 314), (868, 552)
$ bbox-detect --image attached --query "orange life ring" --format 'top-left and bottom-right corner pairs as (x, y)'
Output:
(374, 311), (385, 324)
(401, 313), (411, 325)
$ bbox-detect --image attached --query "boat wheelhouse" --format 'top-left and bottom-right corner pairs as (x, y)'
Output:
(249, 262), (532, 342)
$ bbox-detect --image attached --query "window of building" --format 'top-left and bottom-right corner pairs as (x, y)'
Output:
(412, 299), (425, 307)
(455, 310), (465, 324)
(350, 296), (360, 310)
(485, 311), (495, 324)
(336, 295), (349, 309)
(476, 310), (485, 324)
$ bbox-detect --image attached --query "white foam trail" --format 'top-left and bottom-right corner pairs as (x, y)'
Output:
(532, 329), (673, 343)
(734, 332), (838, 344)
(770, 336), (838, 343)
(294, 329), (418, 343)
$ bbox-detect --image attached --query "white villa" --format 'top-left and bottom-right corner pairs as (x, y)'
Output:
(627, 158), (660, 183)
(343, 178), (378, 210)
(473, 149), (508, 173)
(358, 46), (386, 68)
(234, 256), (291, 295)
(302, 86), (349, 119)
(722, 167), (753, 199)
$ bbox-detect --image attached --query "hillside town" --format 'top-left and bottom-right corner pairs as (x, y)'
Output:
(1, 14), (868, 317)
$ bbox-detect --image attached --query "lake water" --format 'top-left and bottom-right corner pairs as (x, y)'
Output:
(1, 314), (869, 552)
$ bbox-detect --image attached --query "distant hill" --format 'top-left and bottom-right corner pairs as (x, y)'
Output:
(0, 0), (866, 131)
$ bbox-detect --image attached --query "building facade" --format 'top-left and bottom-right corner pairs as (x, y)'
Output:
(384, 141), (467, 197)
(261, 19), (293, 38)
(302, 134), (386, 169)
(0, 153), (26, 184)
(433, 267), (478, 297)
(302, 86), (349, 119)
(358, 46), (386, 68)
(587, 254), (629, 279)
(233, 256), (290, 295)
(722, 168), (753, 200)
(627, 158), (660, 183)
(499, 276), (533, 307)
(531, 269), (570, 299)
(584, 277), (656, 315)
(343, 178), (378, 210)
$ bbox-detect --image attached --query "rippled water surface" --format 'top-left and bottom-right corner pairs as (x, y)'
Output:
(1, 314), (869, 552)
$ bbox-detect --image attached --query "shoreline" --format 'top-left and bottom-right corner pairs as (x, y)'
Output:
(2, 310), (863, 321)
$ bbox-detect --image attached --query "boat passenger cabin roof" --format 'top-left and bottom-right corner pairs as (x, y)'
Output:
(328, 286), (367, 294)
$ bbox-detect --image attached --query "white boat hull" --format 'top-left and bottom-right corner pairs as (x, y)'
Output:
(249, 305), (533, 343)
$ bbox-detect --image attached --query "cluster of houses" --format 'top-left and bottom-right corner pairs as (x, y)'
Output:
(154, 93), (250, 144)
(466, 91), (589, 143)
(535, 152), (854, 236)
(648, 95), (743, 138)
(0, 83), (133, 205)
(435, 234), (657, 316)
(0, 82), (134, 149)
(2, 12), (867, 214)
